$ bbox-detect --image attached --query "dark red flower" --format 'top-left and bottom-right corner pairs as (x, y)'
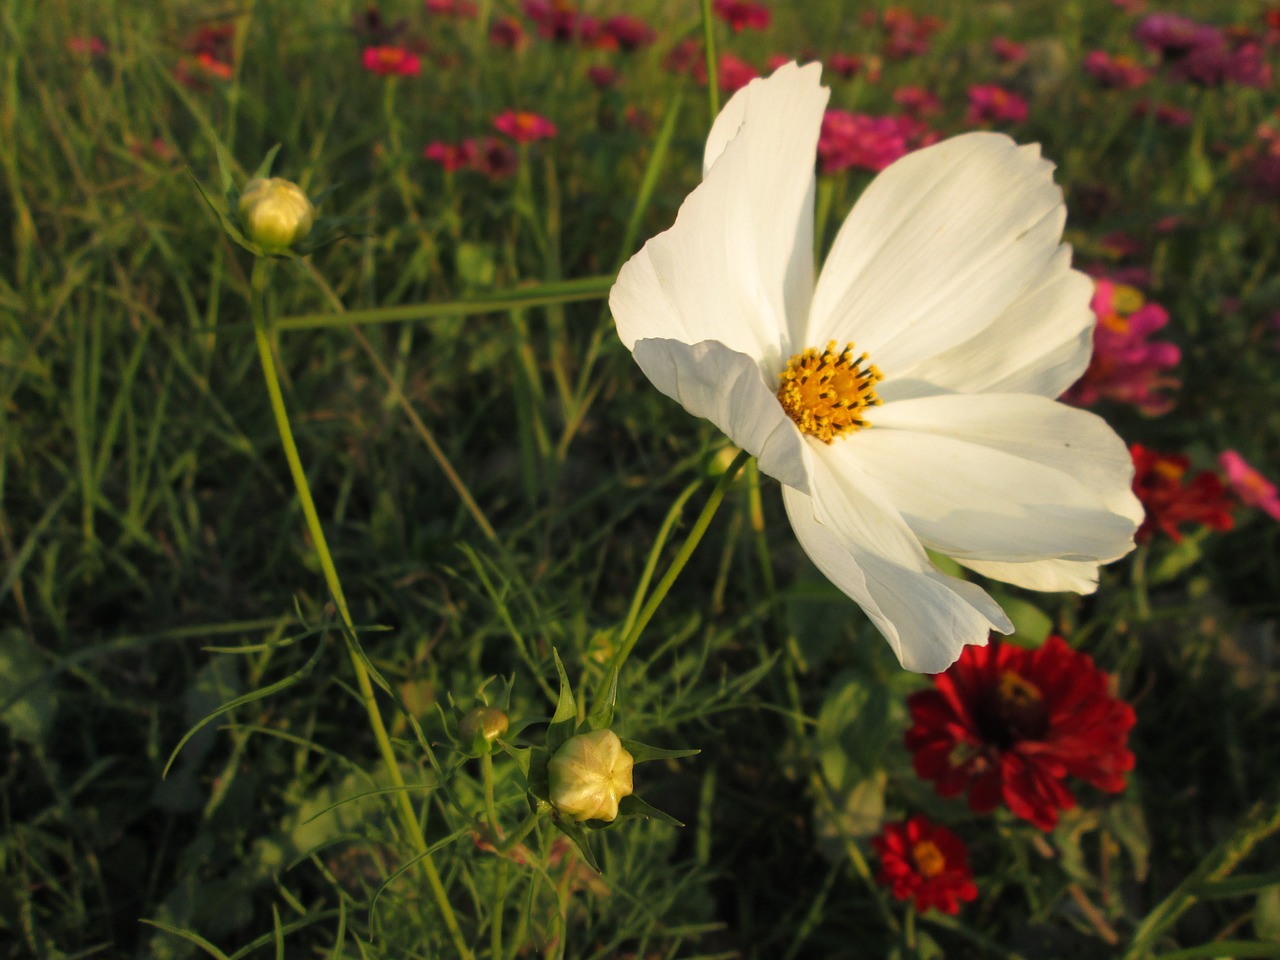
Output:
(1131, 444), (1234, 543)
(489, 16), (527, 50)
(712, 0), (771, 33)
(601, 15), (655, 51)
(906, 635), (1136, 832)
(523, 0), (599, 45)
(872, 816), (978, 914)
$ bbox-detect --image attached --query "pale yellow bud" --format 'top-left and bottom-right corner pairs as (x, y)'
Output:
(547, 729), (634, 822)
(460, 706), (509, 744)
(238, 177), (315, 249)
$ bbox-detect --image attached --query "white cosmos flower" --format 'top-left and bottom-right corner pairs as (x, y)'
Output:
(608, 62), (1142, 673)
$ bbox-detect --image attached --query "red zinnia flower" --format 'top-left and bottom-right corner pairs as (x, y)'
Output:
(493, 110), (557, 143)
(1131, 444), (1235, 542)
(906, 635), (1136, 832)
(712, 0), (771, 33)
(362, 45), (421, 76)
(601, 15), (655, 52)
(872, 816), (978, 914)
(966, 84), (1029, 125)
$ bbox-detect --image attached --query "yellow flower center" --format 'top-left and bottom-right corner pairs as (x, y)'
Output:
(912, 840), (947, 878)
(776, 341), (882, 443)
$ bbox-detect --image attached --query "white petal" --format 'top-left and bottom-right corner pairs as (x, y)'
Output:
(807, 133), (1066, 379)
(861, 393), (1142, 561)
(632, 338), (810, 492)
(957, 557), (1103, 594)
(782, 454), (1011, 673)
(611, 63), (828, 369)
(883, 247), (1095, 400)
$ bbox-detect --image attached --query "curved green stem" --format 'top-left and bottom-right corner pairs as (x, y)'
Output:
(605, 449), (749, 681)
(248, 258), (473, 960)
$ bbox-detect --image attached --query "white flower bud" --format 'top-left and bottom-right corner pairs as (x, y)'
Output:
(547, 729), (634, 822)
(238, 177), (315, 249)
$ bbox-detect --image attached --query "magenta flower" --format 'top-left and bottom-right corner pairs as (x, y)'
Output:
(991, 37), (1027, 63)
(1220, 451), (1280, 521)
(1084, 51), (1151, 89)
(818, 110), (934, 174)
(966, 85), (1028, 125)
(362, 45), (421, 76)
(493, 110), (557, 143)
(423, 141), (474, 172)
(894, 85), (942, 118)
(424, 0), (477, 17)
(1065, 279), (1180, 415)
(712, 0), (770, 33)
(601, 15), (655, 51)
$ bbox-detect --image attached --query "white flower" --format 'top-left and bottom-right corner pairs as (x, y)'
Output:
(608, 62), (1142, 673)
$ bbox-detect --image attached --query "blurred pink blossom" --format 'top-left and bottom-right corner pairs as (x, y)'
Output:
(489, 16), (527, 49)
(587, 64), (618, 88)
(878, 7), (943, 59)
(1219, 451), (1280, 521)
(1083, 50), (1152, 88)
(1065, 278), (1180, 415)
(712, 0), (770, 33)
(990, 37), (1027, 63)
(67, 36), (108, 57)
(493, 110), (557, 143)
(828, 52), (881, 81)
(692, 53), (759, 93)
(362, 45), (421, 76)
(600, 15), (655, 51)
(523, 0), (599, 44)
(817, 110), (935, 174)
(966, 84), (1028, 125)
(893, 85), (942, 117)
(1133, 100), (1192, 127)
(425, 0), (477, 17)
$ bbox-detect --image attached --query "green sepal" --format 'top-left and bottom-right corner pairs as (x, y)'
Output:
(525, 746), (550, 805)
(552, 816), (601, 873)
(621, 739), (700, 764)
(545, 647), (579, 757)
(586, 665), (618, 733)
(250, 144), (283, 181)
(612, 793), (684, 828)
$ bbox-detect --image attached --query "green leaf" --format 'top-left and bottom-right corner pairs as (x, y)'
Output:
(553, 817), (600, 873)
(545, 647), (578, 756)
(613, 793), (684, 828)
(250, 144), (282, 181)
(586, 666), (618, 733)
(0, 628), (56, 746)
(620, 739), (700, 764)
(1256, 886), (1280, 942)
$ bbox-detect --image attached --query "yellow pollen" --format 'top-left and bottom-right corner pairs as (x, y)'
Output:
(912, 840), (947, 878)
(997, 670), (1043, 708)
(776, 340), (883, 442)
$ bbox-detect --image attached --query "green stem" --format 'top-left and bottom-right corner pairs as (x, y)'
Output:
(248, 259), (474, 960)
(605, 449), (748, 681)
(700, 0), (721, 119)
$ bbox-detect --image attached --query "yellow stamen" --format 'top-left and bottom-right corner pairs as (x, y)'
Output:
(776, 340), (882, 443)
(912, 840), (947, 878)
(998, 670), (1043, 709)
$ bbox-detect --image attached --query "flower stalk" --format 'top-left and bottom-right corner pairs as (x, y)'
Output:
(248, 258), (473, 960)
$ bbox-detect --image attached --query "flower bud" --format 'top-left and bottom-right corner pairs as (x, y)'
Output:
(460, 706), (509, 745)
(237, 177), (315, 249)
(547, 729), (634, 822)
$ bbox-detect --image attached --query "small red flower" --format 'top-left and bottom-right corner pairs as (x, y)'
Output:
(469, 137), (518, 178)
(990, 37), (1027, 63)
(817, 110), (935, 174)
(423, 141), (474, 172)
(872, 816), (978, 914)
(906, 635), (1136, 832)
(587, 64), (618, 89)
(1084, 50), (1152, 89)
(523, 0), (599, 45)
(712, 0), (771, 33)
(827, 52), (880, 81)
(1131, 444), (1234, 543)
(425, 0), (477, 17)
(966, 84), (1028, 125)
(601, 15), (655, 52)
(489, 16), (527, 50)
(67, 36), (108, 57)
(362, 45), (421, 76)
(493, 110), (557, 143)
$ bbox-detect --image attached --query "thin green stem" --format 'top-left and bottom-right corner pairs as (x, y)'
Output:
(248, 258), (474, 960)
(605, 449), (748, 681)
(700, 0), (721, 119)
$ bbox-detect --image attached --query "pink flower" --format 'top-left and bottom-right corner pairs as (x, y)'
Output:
(966, 85), (1028, 125)
(1132, 101), (1193, 127)
(1084, 50), (1152, 89)
(493, 110), (557, 143)
(893, 85), (942, 117)
(1064, 278), (1181, 415)
(1219, 451), (1280, 521)
(587, 64), (618, 89)
(489, 16), (527, 50)
(67, 36), (108, 57)
(827, 52), (880, 81)
(991, 37), (1027, 63)
(601, 15), (655, 51)
(817, 110), (935, 174)
(424, 141), (474, 172)
(880, 7), (943, 59)
(425, 0), (477, 17)
(523, 0), (599, 44)
(1135, 12), (1222, 59)
(362, 45), (421, 76)
(712, 0), (771, 33)
(693, 54), (760, 93)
